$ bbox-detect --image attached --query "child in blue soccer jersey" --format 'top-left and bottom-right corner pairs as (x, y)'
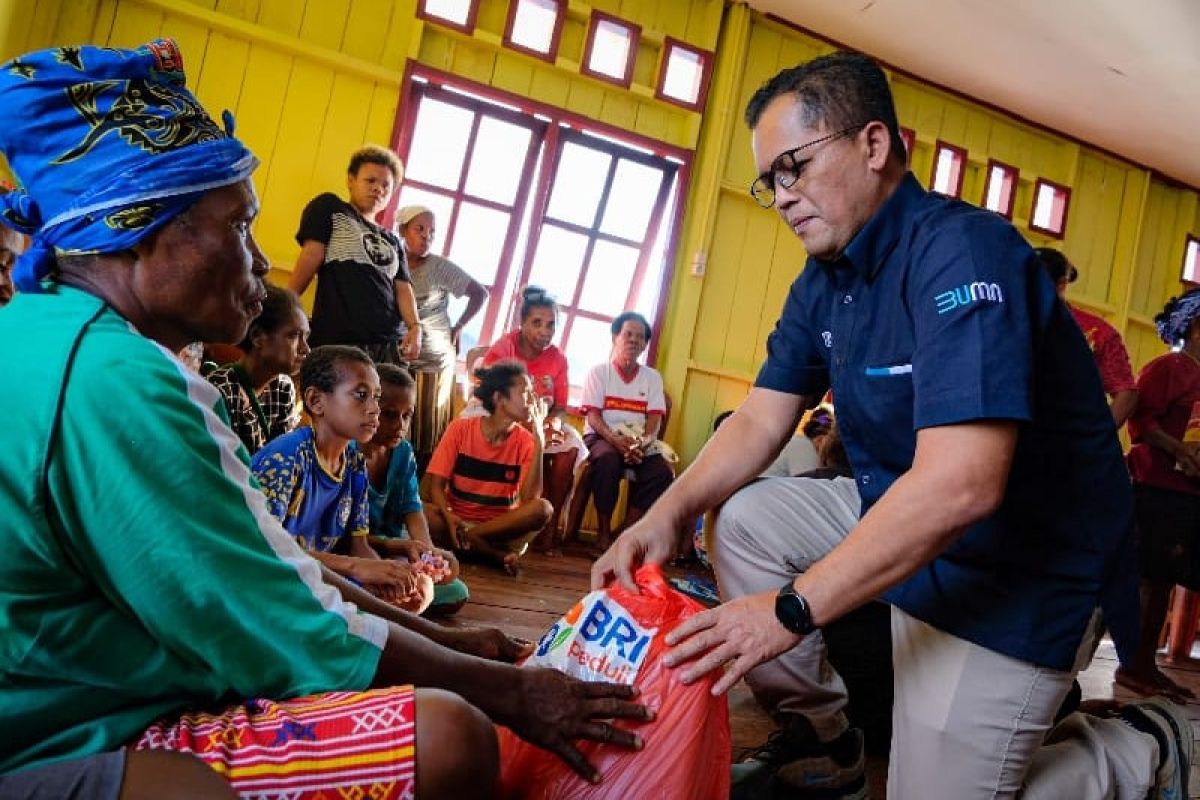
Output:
(252, 345), (431, 611)
(362, 364), (469, 615)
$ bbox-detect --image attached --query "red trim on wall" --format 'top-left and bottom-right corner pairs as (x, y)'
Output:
(760, 12), (1198, 193)
(502, 0), (566, 63)
(417, 0), (480, 35)
(654, 36), (714, 113)
(981, 158), (1018, 219)
(580, 11), (640, 89)
(1029, 177), (1072, 239)
(930, 140), (967, 199)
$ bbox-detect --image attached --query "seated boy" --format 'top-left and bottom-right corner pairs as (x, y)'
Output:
(253, 345), (432, 612)
(363, 363), (470, 614)
(426, 361), (552, 574)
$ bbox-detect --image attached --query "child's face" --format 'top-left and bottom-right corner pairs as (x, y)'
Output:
(373, 383), (415, 448)
(494, 375), (536, 423)
(256, 306), (311, 376)
(310, 360), (381, 444)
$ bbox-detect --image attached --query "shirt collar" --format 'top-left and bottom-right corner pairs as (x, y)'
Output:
(826, 172), (925, 282)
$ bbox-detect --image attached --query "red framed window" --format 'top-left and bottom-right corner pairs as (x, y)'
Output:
(393, 74), (683, 397)
(930, 140), (967, 198)
(1030, 177), (1071, 238)
(1182, 234), (1200, 286)
(982, 159), (1018, 219)
(503, 0), (565, 62)
(417, 0), (480, 34)
(581, 11), (639, 87)
(394, 81), (547, 348)
(655, 37), (712, 111)
(899, 127), (915, 168)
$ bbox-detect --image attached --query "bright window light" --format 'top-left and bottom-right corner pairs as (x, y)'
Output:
(422, 0), (473, 28)
(1182, 235), (1200, 285)
(931, 142), (966, 198)
(463, 117), (533, 205)
(659, 40), (708, 108)
(546, 141), (612, 227)
(982, 161), (1017, 218)
(508, 0), (560, 55)
(404, 98), (474, 189)
(1030, 178), (1071, 237)
(585, 15), (637, 85)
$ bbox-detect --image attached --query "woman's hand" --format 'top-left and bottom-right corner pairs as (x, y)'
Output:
(544, 415), (566, 447)
(401, 324), (422, 361)
(1178, 441), (1200, 478)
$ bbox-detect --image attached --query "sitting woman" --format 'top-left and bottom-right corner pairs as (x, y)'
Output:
(397, 205), (488, 469)
(580, 312), (673, 551)
(482, 286), (585, 553)
(253, 345), (432, 612)
(426, 361), (552, 575)
(208, 284), (310, 455)
(362, 363), (470, 615)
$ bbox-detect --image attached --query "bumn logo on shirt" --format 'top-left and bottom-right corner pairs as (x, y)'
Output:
(934, 282), (1004, 315)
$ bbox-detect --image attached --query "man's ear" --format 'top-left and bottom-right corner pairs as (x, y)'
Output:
(863, 121), (894, 170)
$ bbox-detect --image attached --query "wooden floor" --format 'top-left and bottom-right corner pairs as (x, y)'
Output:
(453, 550), (1200, 799)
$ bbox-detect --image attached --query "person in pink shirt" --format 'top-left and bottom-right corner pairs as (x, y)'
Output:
(1036, 248), (1138, 428)
(483, 286), (585, 553)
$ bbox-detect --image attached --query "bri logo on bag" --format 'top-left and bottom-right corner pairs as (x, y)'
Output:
(530, 592), (658, 685)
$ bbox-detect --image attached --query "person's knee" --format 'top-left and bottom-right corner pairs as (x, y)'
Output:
(121, 750), (236, 800)
(415, 688), (497, 800)
(532, 497), (553, 526)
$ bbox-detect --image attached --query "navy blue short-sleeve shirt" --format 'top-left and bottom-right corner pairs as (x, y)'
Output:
(756, 174), (1137, 670)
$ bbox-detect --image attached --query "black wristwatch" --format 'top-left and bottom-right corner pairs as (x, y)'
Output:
(775, 582), (817, 635)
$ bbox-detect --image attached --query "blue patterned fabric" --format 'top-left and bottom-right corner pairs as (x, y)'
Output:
(1156, 290), (1200, 346)
(0, 39), (257, 292)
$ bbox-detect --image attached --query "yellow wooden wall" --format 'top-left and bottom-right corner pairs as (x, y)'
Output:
(0, 0), (721, 288)
(1, 1), (1197, 467)
(656, 8), (1200, 464)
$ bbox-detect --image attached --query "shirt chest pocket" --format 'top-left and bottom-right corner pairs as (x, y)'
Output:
(858, 356), (916, 435)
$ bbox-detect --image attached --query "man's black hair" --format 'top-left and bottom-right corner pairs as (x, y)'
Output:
(300, 345), (374, 394)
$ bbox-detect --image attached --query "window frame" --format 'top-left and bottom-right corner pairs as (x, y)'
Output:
(654, 36), (713, 112)
(502, 0), (566, 63)
(930, 140), (968, 199)
(1029, 177), (1072, 239)
(981, 158), (1019, 219)
(1182, 234), (1200, 287)
(580, 10), (640, 88)
(416, 0), (480, 35)
(390, 65), (691, 374)
(899, 127), (915, 168)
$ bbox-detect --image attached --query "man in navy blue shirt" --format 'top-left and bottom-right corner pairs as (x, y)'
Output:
(593, 53), (1183, 799)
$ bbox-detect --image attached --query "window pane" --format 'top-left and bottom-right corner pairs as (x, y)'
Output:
(589, 19), (632, 79)
(527, 224), (588, 302)
(600, 159), (663, 241)
(579, 240), (637, 314)
(933, 147), (959, 195)
(510, 0), (558, 53)
(405, 99), (474, 189)
(663, 45), (704, 104)
(1184, 238), (1200, 284)
(423, 0), (471, 25)
(564, 316), (614, 388)
(463, 117), (532, 205)
(985, 166), (1005, 210)
(395, 186), (455, 254)
(447, 202), (510, 285)
(446, 294), (484, 353)
(545, 141), (611, 227)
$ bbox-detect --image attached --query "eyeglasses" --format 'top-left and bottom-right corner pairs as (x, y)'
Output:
(749, 125), (865, 208)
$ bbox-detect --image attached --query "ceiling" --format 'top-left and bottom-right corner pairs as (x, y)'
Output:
(745, 0), (1200, 189)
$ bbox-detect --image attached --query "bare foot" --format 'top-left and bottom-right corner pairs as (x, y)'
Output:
(502, 552), (521, 577)
(1115, 666), (1196, 703)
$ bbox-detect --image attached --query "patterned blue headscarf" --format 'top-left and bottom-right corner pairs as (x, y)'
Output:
(1156, 289), (1200, 347)
(0, 39), (258, 292)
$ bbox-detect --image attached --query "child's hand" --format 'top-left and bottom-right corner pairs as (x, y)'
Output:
(350, 557), (420, 597)
(388, 538), (432, 563)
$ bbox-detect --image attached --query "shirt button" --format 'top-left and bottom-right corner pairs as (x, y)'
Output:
(860, 474), (872, 485)
(843, 294), (853, 304)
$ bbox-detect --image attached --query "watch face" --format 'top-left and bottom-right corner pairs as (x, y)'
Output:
(775, 587), (814, 635)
